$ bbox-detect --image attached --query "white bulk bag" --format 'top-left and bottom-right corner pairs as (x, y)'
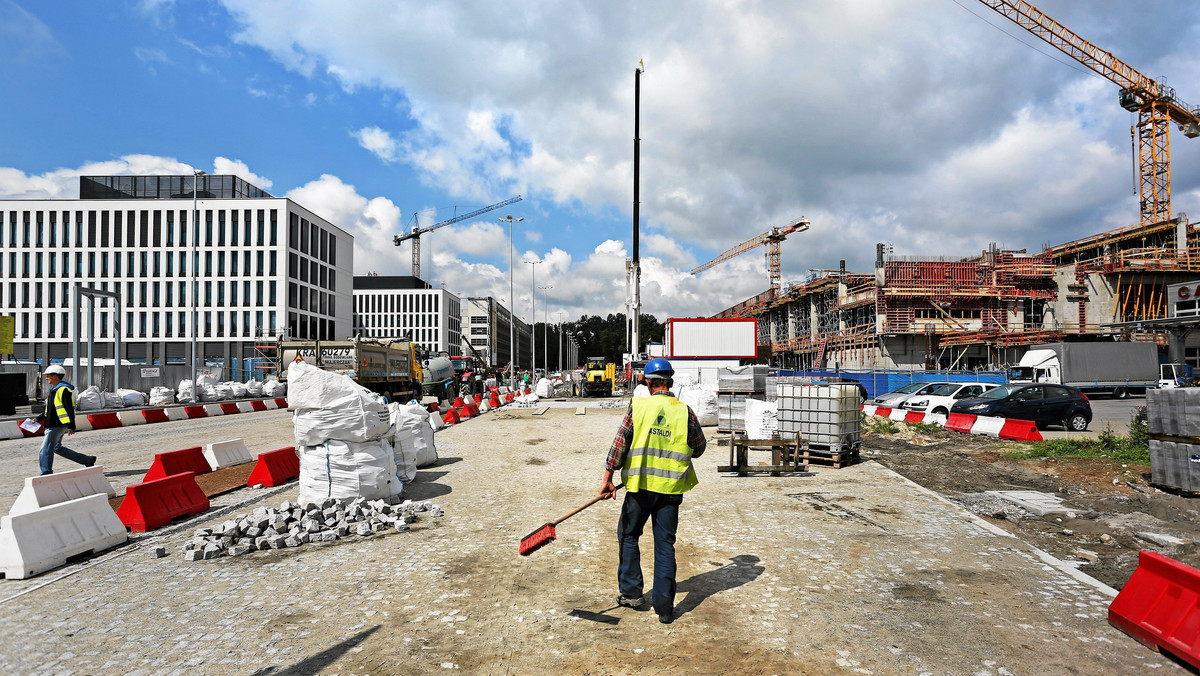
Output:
(289, 360), (392, 446)
(297, 438), (402, 505)
(117, 388), (147, 407)
(744, 398), (779, 439)
(263, 379), (287, 397)
(227, 381), (248, 398)
(245, 379), (264, 397)
(75, 386), (103, 412)
(176, 380), (196, 404)
(149, 386), (175, 406)
(535, 378), (553, 398)
(678, 385), (719, 427)
(101, 391), (126, 409)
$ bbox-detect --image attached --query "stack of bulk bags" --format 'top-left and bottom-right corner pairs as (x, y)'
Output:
(288, 360), (402, 506)
(678, 384), (719, 427)
(245, 379), (264, 398)
(535, 378), (554, 398)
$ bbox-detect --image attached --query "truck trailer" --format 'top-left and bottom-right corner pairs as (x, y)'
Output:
(1009, 342), (1158, 398)
(277, 336), (424, 403)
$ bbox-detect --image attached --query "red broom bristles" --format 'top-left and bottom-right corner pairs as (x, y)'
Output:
(518, 523), (557, 556)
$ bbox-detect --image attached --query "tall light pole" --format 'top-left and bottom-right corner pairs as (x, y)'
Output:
(539, 285), (552, 376)
(191, 169), (205, 393)
(498, 215), (523, 386)
(524, 259), (542, 376)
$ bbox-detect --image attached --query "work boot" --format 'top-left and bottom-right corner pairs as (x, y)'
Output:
(84, 456), (97, 468)
(658, 613), (674, 624)
(616, 594), (648, 610)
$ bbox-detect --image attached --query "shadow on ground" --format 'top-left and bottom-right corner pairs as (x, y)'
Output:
(251, 625), (380, 675)
(674, 554), (764, 618)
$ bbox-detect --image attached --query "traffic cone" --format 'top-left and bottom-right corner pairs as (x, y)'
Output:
(458, 404), (473, 420)
(442, 408), (460, 425)
(453, 396), (465, 408)
(489, 392), (501, 408)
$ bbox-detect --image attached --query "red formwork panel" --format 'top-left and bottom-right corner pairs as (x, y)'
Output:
(183, 405), (208, 419)
(144, 446), (212, 482)
(116, 471), (209, 532)
(246, 447), (300, 487)
(142, 408), (170, 423)
(220, 403), (241, 415)
(250, 400), (269, 412)
(1110, 551), (1200, 669)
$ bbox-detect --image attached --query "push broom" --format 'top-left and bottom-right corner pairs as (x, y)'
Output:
(519, 484), (624, 556)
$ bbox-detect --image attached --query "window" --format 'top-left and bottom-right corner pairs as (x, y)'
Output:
(205, 210), (213, 245)
(289, 253), (298, 278)
(256, 251), (264, 275)
(166, 211), (174, 246)
(257, 210), (265, 246)
(218, 210), (226, 246)
(300, 219), (309, 254)
(140, 210), (149, 247)
(289, 214), (299, 250)
(269, 281), (276, 305)
(218, 252), (225, 276)
(270, 252), (277, 275)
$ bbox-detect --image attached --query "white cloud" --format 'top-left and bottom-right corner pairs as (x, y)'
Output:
(0, 154), (195, 199)
(353, 126), (400, 163)
(213, 157), (274, 190)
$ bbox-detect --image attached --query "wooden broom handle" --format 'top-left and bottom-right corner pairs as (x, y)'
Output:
(553, 483), (624, 526)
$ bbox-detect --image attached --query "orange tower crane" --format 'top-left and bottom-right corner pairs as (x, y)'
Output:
(977, 0), (1200, 226)
(690, 218), (810, 295)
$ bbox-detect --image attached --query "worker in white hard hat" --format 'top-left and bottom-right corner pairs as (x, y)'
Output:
(35, 365), (96, 475)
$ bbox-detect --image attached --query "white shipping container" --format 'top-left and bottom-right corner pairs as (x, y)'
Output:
(667, 319), (757, 359)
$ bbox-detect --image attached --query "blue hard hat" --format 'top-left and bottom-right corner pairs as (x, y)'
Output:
(643, 358), (674, 379)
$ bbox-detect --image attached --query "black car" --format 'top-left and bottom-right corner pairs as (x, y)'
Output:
(950, 383), (1092, 431)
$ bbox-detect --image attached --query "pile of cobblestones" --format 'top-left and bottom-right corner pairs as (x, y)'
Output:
(165, 497), (444, 561)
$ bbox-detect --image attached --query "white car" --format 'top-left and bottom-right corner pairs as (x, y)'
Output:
(871, 382), (936, 407)
(900, 382), (1001, 417)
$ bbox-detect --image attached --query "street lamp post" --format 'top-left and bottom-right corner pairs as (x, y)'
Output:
(191, 169), (205, 395)
(524, 259), (542, 377)
(498, 215), (523, 388)
(539, 285), (552, 375)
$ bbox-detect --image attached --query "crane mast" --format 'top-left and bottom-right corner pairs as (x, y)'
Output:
(394, 195), (523, 278)
(977, 0), (1200, 225)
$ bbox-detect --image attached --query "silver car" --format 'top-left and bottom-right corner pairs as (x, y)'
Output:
(871, 382), (935, 407)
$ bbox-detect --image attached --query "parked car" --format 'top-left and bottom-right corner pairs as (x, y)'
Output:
(871, 382), (936, 407)
(900, 382), (1001, 417)
(950, 383), (1092, 431)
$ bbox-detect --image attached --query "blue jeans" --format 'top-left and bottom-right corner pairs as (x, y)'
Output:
(617, 490), (683, 617)
(39, 427), (91, 475)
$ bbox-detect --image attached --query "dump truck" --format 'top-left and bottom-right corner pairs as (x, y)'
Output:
(582, 357), (615, 397)
(1008, 342), (1161, 398)
(278, 336), (424, 403)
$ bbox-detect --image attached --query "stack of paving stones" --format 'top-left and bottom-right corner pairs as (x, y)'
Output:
(173, 497), (444, 561)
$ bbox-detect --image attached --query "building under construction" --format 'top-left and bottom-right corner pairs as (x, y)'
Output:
(715, 217), (1200, 371)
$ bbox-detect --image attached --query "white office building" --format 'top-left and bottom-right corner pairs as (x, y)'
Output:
(0, 174), (353, 379)
(461, 296), (532, 369)
(352, 276), (462, 357)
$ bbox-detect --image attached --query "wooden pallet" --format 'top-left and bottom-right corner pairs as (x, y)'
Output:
(797, 447), (859, 469)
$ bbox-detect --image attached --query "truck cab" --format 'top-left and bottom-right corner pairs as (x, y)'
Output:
(1159, 363), (1193, 389)
(582, 358), (614, 398)
(1008, 349), (1059, 385)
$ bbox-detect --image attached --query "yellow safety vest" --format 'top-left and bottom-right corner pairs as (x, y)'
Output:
(52, 383), (74, 424)
(623, 396), (698, 494)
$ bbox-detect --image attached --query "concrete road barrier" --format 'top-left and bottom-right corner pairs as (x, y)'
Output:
(0, 493), (127, 579)
(9, 466), (116, 515)
(204, 438), (254, 470)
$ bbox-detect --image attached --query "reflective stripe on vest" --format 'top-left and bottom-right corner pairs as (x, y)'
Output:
(622, 395), (698, 494)
(52, 383), (73, 424)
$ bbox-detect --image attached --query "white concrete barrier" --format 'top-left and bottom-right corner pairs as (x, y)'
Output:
(203, 403), (225, 417)
(204, 438), (254, 470)
(236, 401), (256, 413)
(263, 400), (280, 410)
(165, 407), (190, 421)
(9, 467), (116, 516)
(74, 416), (93, 432)
(0, 494), (127, 579)
(970, 416), (1007, 437)
(429, 412), (445, 431)
(888, 408), (909, 422)
(479, 400), (490, 413)
(116, 410), (147, 426)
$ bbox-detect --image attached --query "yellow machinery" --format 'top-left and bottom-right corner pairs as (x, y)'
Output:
(582, 358), (615, 398)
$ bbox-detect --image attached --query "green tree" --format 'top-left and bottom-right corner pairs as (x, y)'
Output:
(561, 313), (664, 367)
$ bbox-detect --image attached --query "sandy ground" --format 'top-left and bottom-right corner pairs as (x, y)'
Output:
(0, 403), (1183, 674)
(868, 422), (1200, 592)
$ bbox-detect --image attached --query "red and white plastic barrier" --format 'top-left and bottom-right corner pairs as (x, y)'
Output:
(861, 404), (1042, 442)
(0, 398), (288, 442)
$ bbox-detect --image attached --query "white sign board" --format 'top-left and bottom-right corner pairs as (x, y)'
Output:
(140, 367), (161, 378)
(667, 319), (758, 359)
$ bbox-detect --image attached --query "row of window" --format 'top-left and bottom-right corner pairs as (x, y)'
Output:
(3, 249), (278, 279)
(1, 280), (279, 310)
(288, 214), (337, 266)
(355, 312), (442, 330)
(287, 252), (336, 292)
(1, 208), (279, 249)
(287, 282), (337, 318)
(287, 312), (337, 341)
(8, 309), (278, 340)
(355, 291), (443, 315)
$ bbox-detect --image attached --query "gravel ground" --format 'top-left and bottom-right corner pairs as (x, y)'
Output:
(0, 405), (1181, 674)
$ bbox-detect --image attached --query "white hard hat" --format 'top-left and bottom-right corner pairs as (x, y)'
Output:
(44, 365), (66, 377)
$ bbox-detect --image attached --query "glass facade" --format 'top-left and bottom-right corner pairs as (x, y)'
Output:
(80, 175), (273, 200)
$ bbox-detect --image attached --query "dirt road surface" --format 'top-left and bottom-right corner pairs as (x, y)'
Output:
(0, 406), (1181, 674)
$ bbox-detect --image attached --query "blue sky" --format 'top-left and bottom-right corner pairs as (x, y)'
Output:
(2, 0), (1200, 324)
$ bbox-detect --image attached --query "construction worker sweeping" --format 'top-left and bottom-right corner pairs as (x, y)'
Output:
(598, 357), (706, 624)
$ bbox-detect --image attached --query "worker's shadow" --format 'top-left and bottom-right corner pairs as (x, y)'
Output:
(674, 554), (764, 618)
